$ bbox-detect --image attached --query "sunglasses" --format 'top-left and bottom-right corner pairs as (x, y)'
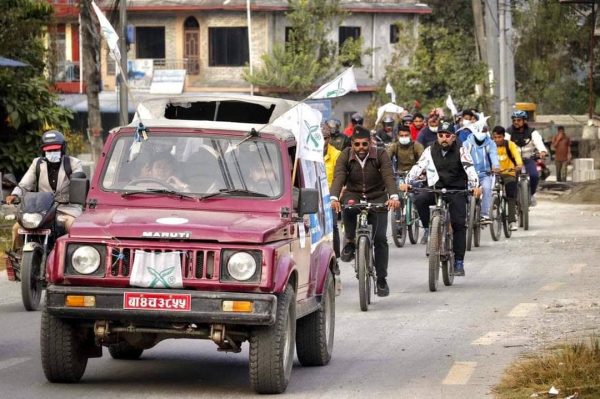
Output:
(352, 141), (370, 148)
(437, 133), (454, 139)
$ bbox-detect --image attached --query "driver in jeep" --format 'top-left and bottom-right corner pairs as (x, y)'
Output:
(5, 130), (83, 255)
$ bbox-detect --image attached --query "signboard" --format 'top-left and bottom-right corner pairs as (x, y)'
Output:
(128, 59), (153, 89)
(300, 159), (333, 252)
(306, 99), (332, 121)
(150, 69), (186, 94)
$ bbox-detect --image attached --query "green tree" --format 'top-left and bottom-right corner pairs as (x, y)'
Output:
(512, 0), (592, 114)
(375, 0), (489, 119)
(243, 0), (366, 97)
(0, 0), (72, 177)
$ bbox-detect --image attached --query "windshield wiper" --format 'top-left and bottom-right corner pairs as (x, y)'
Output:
(121, 189), (196, 200)
(198, 188), (269, 200)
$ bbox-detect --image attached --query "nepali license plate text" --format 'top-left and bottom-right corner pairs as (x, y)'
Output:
(123, 292), (191, 311)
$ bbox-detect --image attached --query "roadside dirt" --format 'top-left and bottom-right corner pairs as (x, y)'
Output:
(555, 179), (600, 204)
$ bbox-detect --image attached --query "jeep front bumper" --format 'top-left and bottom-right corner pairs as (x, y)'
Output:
(46, 285), (277, 325)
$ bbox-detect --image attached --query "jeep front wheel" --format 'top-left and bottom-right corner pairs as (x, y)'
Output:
(296, 270), (335, 366)
(109, 342), (144, 360)
(249, 283), (296, 394)
(41, 306), (88, 382)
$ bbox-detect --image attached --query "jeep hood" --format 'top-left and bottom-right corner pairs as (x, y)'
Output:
(70, 208), (289, 243)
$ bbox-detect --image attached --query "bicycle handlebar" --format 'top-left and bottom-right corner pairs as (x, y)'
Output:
(342, 202), (388, 210)
(411, 187), (471, 194)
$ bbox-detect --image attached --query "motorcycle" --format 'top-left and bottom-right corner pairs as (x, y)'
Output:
(536, 157), (550, 181)
(5, 192), (66, 311)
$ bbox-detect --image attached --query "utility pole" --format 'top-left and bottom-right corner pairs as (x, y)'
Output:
(472, 0), (487, 63)
(499, 0), (508, 127)
(118, 0), (128, 125)
(485, 0), (500, 121)
(588, 1), (596, 119)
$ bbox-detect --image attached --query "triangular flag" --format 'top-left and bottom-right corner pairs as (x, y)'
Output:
(445, 94), (458, 117)
(385, 82), (397, 104)
(308, 67), (358, 99)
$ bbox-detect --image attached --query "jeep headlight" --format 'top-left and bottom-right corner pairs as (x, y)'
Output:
(72, 246), (101, 275)
(227, 252), (257, 281)
(21, 213), (43, 229)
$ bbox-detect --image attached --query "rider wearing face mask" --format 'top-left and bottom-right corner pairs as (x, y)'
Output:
(462, 126), (500, 222)
(387, 125), (424, 175)
(456, 109), (478, 144)
(6, 130), (84, 254)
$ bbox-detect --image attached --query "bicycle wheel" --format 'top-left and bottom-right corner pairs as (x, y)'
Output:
(441, 220), (454, 286)
(519, 179), (530, 230)
(474, 200), (481, 247)
(466, 196), (476, 251)
(502, 198), (512, 238)
(357, 236), (370, 311)
(489, 195), (502, 241)
(428, 214), (441, 292)
(390, 203), (407, 248)
(408, 207), (420, 244)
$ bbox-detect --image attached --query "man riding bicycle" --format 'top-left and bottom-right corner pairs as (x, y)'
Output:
(400, 121), (481, 276)
(492, 126), (523, 231)
(330, 125), (400, 297)
(386, 125), (424, 176)
(505, 110), (548, 206)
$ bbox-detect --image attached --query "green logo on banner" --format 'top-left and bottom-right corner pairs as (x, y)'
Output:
(325, 78), (347, 98)
(304, 120), (320, 147)
(148, 266), (176, 288)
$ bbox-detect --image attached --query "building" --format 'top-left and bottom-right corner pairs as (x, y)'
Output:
(50, 0), (431, 127)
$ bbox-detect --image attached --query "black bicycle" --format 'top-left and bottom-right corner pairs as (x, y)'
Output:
(390, 173), (420, 247)
(466, 193), (482, 251)
(490, 173), (512, 240)
(414, 188), (468, 292)
(516, 166), (530, 230)
(343, 201), (387, 311)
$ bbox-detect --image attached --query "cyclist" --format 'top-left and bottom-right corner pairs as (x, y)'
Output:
(416, 110), (441, 149)
(343, 112), (364, 137)
(410, 112), (425, 141)
(456, 109), (478, 143)
(330, 125), (400, 297)
(326, 118), (350, 151)
(491, 126), (523, 231)
(5, 130), (83, 256)
(375, 115), (396, 148)
(505, 110), (548, 206)
(400, 121), (481, 276)
(387, 125), (424, 175)
(322, 128), (342, 274)
(462, 125), (500, 222)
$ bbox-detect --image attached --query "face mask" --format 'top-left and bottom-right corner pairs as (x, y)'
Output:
(429, 126), (438, 132)
(399, 137), (411, 145)
(45, 151), (61, 163)
(473, 132), (488, 141)
(462, 119), (472, 127)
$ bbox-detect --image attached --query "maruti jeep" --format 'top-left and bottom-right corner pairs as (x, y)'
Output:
(41, 95), (336, 394)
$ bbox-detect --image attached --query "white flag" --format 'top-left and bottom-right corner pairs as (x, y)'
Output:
(385, 82), (397, 104)
(445, 94), (458, 117)
(273, 103), (324, 163)
(130, 250), (183, 289)
(376, 102), (404, 125)
(91, 1), (121, 61)
(308, 67), (358, 99)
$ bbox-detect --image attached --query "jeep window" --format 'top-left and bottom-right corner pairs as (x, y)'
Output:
(101, 134), (283, 198)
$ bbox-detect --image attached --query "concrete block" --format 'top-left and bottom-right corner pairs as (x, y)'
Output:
(573, 158), (594, 171)
(572, 169), (598, 182)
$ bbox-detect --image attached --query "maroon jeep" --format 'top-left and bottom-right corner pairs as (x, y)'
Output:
(41, 95), (336, 394)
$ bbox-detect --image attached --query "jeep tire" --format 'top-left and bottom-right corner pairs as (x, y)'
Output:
(41, 306), (88, 382)
(109, 342), (144, 360)
(249, 283), (296, 394)
(296, 270), (335, 366)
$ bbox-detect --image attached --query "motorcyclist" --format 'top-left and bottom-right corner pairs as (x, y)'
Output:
(343, 112), (364, 137)
(326, 118), (350, 151)
(505, 110), (548, 206)
(6, 130), (83, 254)
(375, 115), (397, 148)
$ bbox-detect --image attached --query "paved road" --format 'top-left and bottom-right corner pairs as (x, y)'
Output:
(1, 199), (599, 398)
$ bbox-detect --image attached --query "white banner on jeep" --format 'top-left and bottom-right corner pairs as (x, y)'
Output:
(130, 250), (184, 289)
(272, 103), (324, 163)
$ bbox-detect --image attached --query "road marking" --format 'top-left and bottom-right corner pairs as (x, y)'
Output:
(471, 331), (508, 346)
(0, 357), (30, 371)
(540, 282), (564, 292)
(568, 263), (586, 274)
(442, 361), (477, 385)
(508, 303), (537, 318)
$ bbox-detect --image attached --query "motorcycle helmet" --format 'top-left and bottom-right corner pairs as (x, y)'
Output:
(511, 110), (528, 120)
(402, 113), (414, 123)
(351, 113), (364, 125)
(382, 115), (394, 127)
(326, 118), (341, 132)
(40, 130), (67, 154)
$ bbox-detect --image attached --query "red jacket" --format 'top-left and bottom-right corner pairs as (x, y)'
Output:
(343, 124), (354, 137)
(409, 124), (420, 141)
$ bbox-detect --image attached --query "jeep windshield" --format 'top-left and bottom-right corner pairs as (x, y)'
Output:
(101, 133), (283, 198)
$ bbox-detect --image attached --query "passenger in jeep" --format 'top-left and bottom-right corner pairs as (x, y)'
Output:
(135, 156), (190, 192)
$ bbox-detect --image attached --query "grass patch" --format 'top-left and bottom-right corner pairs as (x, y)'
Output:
(494, 337), (600, 398)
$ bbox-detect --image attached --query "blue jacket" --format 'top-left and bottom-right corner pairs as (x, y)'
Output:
(457, 127), (472, 144)
(462, 134), (500, 176)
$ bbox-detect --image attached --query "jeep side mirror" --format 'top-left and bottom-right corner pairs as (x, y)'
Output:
(297, 188), (319, 216)
(69, 173), (89, 206)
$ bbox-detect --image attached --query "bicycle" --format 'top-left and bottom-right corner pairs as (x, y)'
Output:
(466, 193), (482, 251)
(413, 188), (468, 292)
(516, 166), (530, 230)
(390, 173), (420, 247)
(490, 172), (512, 240)
(343, 201), (388, 311)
